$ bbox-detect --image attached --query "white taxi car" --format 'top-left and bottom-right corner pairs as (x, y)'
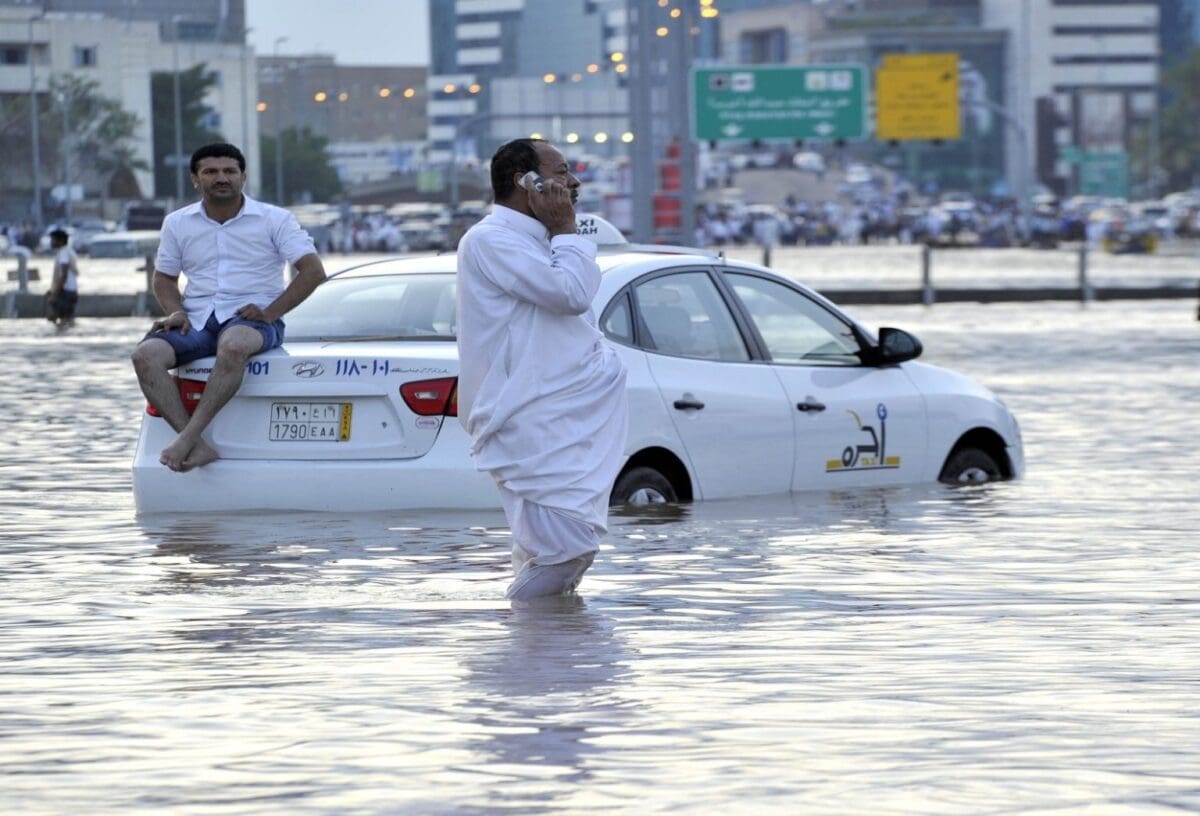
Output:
(132, 227), (1023, 513)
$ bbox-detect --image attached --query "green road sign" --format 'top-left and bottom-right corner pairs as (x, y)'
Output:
(691, 65), (866, 142)
(1079, 151), (1129, 198)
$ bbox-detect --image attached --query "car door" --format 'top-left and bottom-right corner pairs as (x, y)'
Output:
(721, 270), (928, 490)
(629, 269), (794, 500)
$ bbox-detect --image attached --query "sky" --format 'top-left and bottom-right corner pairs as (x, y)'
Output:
(246, 0), (430, 66)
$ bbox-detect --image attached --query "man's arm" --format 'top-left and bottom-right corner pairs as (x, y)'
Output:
(237, 253), (326, 323)
(463, 229), (598, 316)
(150, 271), (189, 333)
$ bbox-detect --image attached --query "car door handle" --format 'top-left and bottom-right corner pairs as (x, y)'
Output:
(673, 398), (705, 411)
(796, 400), (826, 413)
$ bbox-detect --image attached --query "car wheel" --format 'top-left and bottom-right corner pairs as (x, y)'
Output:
(939, 447), (1002, 485)
(611, 466), (678, 506)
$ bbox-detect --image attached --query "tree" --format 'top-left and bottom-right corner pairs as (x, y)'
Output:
(1158, 46), (1200, 191)
(0, 75), (144, 211)
(151, 63), (223, 198)
(47, 74), (148, 204)
(260, 126), (343, 205)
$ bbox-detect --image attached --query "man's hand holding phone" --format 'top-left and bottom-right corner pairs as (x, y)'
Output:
(522, 171), (576, 237)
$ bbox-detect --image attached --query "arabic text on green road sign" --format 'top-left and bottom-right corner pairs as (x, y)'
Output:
(691, 65), (866, 142)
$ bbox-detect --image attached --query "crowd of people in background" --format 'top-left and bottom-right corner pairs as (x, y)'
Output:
(6, 155), (1200, 260)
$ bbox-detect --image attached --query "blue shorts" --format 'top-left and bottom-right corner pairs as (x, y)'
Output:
(142, 311), (285, 366)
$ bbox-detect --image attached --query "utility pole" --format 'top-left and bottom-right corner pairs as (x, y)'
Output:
(273, 36), (288, 205)
(59, 89), (72, 223)
(628, 0), (655, 243)
(28, 14), (44, 230)
(671, 2), (697, 246)
(172, 16), (185, 204)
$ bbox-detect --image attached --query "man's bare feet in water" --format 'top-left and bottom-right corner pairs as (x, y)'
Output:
(160, 436), (219, 472)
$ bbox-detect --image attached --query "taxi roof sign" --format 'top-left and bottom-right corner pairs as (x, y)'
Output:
(575, 213), (626, 246)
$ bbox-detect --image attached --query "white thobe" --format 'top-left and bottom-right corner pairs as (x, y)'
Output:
(456, 205), (628, 574)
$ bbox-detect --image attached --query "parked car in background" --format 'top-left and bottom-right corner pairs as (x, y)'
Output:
(132, 219), (1024, 513)
(87, 230), (161, 259)
(792, 151), (827, 174)
(35, 220), (118, 255)
(396, 220), (449, 252)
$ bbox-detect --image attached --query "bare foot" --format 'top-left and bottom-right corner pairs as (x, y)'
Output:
(160, 435), (198, 472)
(181, 439), (220, 471)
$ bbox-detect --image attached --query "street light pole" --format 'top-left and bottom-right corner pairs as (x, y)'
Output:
(28, 14), (44, 230)
(172, 16), (185, 204)
(60, 89), (72, 223)
(449, 110), (491, 211)
(964, 94), (1032, 237)
(240, 27), (252, 156)
(273, 36), (288, 205)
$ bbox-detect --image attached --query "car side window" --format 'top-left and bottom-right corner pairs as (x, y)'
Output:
(634, 272), (749, 361)
(726, 272), (861, 366)
(601, 292), (634, 346)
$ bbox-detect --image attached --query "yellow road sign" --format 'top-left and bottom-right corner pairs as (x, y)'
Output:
(875, 52), (960, 141)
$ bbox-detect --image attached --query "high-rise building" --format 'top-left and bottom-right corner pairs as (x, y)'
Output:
(800, 0), (1160, 198)
(426, 0), (628, 163)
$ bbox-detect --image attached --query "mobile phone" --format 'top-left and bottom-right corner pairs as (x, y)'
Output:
(519, 171), (545, 193)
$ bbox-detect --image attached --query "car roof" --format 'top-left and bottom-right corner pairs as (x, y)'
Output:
(329, 245), (728, 281)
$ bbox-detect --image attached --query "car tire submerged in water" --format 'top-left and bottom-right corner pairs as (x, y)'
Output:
(611, 466), (678, 506)
(939, 447), (1003, 485)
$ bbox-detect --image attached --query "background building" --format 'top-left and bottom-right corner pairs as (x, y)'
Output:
(256, 55), (427, 184)
(0, 2), (257, 217)
(426, 0), (628, 164)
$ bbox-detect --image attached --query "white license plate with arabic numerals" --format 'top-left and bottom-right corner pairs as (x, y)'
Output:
(268, 402), (352, 442)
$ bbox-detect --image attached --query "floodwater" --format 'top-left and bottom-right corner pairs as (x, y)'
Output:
(2, 289), (1199, 812)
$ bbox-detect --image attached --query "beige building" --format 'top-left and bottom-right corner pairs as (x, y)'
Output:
(0, 5), (258, 207)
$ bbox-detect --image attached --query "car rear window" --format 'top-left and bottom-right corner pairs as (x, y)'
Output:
(285, 273), (457, 341)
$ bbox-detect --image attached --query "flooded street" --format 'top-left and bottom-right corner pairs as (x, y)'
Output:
(1, 295), (1198, 813)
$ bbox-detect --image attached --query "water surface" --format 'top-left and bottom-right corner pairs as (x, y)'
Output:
(1, 297), (1198, 813)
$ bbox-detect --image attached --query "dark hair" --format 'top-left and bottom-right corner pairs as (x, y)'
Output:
(490, 138), (545, 201)
(190, 142), (246, 175)
(49, 228), (69, 245)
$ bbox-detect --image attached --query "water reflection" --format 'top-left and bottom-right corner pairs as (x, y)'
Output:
(460, 597), (631, 802)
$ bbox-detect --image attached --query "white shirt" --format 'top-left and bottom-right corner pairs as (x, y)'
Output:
(155, 194), (316, 326)
(55, 246), (79, 292)
(456, 205), (628, 530)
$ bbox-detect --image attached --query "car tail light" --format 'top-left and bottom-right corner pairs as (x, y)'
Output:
(400, 377), (458, 417)
(146, 377), (206, 417)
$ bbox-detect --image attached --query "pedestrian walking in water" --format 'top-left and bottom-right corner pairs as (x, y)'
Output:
(44, 228), (79, 328)
(456, 138), (628, 601)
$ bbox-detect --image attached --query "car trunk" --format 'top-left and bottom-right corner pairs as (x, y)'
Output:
(170, 341), (459, 461)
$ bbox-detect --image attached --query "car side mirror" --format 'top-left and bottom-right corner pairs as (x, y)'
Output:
(871, 327), (923, 364)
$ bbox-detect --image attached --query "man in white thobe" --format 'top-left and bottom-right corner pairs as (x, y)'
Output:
(456, 138), (628, 601)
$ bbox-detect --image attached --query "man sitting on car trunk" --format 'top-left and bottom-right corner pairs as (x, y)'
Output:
(456, 138), (628, 601)
(131, 142), (326, 472)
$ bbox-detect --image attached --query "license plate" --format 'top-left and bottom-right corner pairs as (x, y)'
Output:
(269, 402), (352, 442)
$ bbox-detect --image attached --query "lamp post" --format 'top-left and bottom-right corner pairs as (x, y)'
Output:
(240, 27), (252, 156)
(273, 36), (288, 205)
(449, 109), (495, 211)
(28, 14), (44, 230)
(171, 15), (186, 204)
(58, 89), (72, 223)
(964, 94), (1032, 237)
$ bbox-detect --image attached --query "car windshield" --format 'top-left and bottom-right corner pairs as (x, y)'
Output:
(285, 272), (457, 341)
